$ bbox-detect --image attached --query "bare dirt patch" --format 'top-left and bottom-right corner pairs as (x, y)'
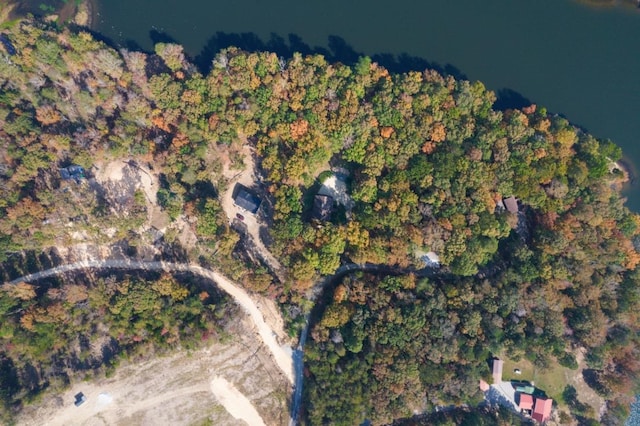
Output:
(93, 159), (161, 219)
(210, 376), (267, 426)
(16, 318), (289, 426)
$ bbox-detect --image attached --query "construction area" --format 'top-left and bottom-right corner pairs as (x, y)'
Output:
(16, 307), (290, 426)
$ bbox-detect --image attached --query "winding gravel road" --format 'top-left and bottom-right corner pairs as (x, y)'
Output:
(6, 259), (294, 384)
(8, 258), (440, 425)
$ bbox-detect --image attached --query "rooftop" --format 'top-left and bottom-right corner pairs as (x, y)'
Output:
(312, 194), (334, 221)
(503, 196), (518, 214)
(518, 393), (534, 411)
(532, 397), (553, 423)
(60, 165), (85, 182)
(492, 358), (504, 380)
(233, 185), (261, 214)
(514, 384), (535, 395)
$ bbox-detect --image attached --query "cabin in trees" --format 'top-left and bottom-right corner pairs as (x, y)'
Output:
(503, 196), (519, 214)
(495, 196), (519, 214)
(312, 194), (334, 221)
(233, 184), (261, 214)
(59, 165), (85, 183)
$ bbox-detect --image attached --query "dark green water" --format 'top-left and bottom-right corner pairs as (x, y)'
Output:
(93, 0), (640, 209)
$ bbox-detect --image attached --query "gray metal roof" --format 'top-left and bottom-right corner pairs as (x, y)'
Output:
(234, 188), (261, 214)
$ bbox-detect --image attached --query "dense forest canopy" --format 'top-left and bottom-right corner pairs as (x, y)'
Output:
(0, 19), (639, 425)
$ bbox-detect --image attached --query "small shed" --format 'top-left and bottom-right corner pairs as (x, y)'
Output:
(532, 397), (553, 423)
(503, 196), (519, 214)
(423, 251), (440, 268)
(518, 393), (534, 411)
(312, 194), (334, 221)
(479, 379), (490, 392)
(233, 185), (261, 214)
(0, 34), (16, 56)
(60, 165), (85, 182)
(492, 358), (504, 383)
(74, 392), (87, 407)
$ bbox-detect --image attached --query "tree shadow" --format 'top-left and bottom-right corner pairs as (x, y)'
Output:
(582, 368), (608, 396)
(494, 88), (532, 111)
(79, 25), (532, 112)
(193, 30), (469, 81)
(149, 29), (180, 46)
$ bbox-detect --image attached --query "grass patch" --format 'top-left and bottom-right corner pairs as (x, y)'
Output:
(501, 356), (572, 405)
(0, 19), (19, 30)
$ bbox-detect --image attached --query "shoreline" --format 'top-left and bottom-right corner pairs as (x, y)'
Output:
(72, 0), (96, 27)
(83, 0), (97, 28)
(0, 0), (96, 28)
(573, 0), (640, 10)
(616, 158), (636, 184)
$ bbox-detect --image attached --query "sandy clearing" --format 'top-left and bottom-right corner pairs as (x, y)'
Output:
(93, 159), (161, 227)
(95, 160), (125, 183)
(573, 348), (605, 418)
(256, 294), (288, 342)
(211, 377), (267, 426)
(17, 319), (289, 426)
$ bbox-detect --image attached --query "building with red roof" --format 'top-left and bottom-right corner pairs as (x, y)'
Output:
(518, 393), (534, 411)
(532, 397), (553, 423)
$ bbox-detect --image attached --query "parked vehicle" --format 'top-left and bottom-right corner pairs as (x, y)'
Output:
(74, 392), (87, 407)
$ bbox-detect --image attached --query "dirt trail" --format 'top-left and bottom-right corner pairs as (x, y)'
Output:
(210, 376), (267, 426)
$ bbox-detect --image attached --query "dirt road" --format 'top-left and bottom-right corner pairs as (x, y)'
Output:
(7, 259), (294, 384)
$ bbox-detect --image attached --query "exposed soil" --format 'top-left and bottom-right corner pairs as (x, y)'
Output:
(210, 376), (267, 426)
(16, 316), (289, 426)
(572, 348), (605, 418)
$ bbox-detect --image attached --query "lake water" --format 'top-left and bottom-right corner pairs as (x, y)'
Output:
(90, 0), (640, 209)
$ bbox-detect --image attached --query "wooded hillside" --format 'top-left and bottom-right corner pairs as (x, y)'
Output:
(0, 20), (638, 425)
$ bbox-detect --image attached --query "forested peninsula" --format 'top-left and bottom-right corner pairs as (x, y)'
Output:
(0, 20), (639, 425)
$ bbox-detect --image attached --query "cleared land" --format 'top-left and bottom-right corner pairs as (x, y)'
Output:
(502, 352), (604, 418)
(16, 316), (289, 426)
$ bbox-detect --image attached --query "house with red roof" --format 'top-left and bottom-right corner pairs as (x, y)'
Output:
(518, 393), (534, 412)
(532, 396), (553, 423)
